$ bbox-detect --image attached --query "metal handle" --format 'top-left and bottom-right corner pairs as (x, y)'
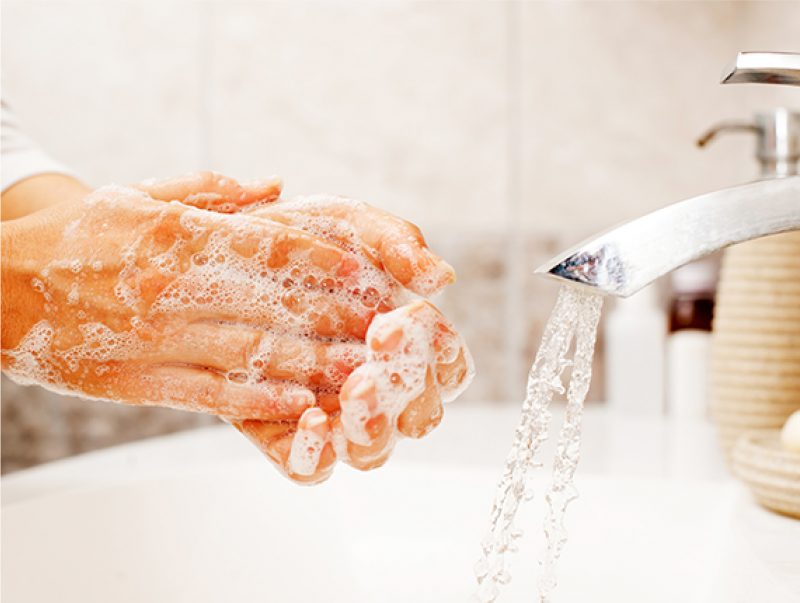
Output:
(696, 121), (759, 148)
(721, 52), (800, 87)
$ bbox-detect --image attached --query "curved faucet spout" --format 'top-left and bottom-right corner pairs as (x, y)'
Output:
(535, 177), (800, 297)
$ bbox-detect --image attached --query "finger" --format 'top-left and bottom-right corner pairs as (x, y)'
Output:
(101, 363), (315, 420)
(249, 196), (455, 296)
(402, 300), (474, 402)
(436, 347), (473, 403)
(151, 216), (399, 340)
(235, 411), (337, 485)
(397, 368), (443, 439)
(158, 275), (381, 341)
(339, 371), (381, 446)
(288, 407), (333, 476)
(339, 300), (471, 443)
(338, 372), (397, 470)
(338, 303), (438, 446)
(153, 322), (365, 390)
(136, 171), (282, 212)
(331, 413), (395, 472)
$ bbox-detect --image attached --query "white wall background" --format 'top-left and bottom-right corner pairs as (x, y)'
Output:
(3, 0), (799, 469)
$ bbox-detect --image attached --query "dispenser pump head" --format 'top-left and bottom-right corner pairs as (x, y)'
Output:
(698, 52), (800, 177)
(696, 110), (800, 178)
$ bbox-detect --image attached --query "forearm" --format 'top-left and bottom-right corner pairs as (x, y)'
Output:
(1, 173), (90, 221)
(1, 211), (52, 352)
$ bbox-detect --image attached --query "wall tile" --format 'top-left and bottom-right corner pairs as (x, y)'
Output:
(515, 0), (800, 403)
(206, 1), (510, 232)
(3, 1), (797, 472)
(2, 1), (205, 185)
(427, 228), (509, 403)
(517, 0), (799, 242)
(1, 376), (218, 473)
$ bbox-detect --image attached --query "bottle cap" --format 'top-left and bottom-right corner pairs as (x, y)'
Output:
(670, 259), (717, 295)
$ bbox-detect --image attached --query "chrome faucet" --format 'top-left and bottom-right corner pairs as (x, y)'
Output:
(536, 52), (800, 298)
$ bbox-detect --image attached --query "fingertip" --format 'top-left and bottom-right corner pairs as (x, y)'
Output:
(294, 442), (337, 485)
(297, 406), (329, 432)
(340, 373), (378, 446)
(347, 447), (393, 472)
(435, 257), (457, 287)
(288, 407), (333, 477)
(280, 386), (316, 416)
(382, 241), (456, 296)
(241, 176), (283, 204)
(436, 348), (474, 401)
(369, 324), (404, 353)
(345, 413), (395, 471)
(397, 369), (444, 439)
(408, 254), (456, 296)
(234, 419), (293, 463)
(266, 433), (293, 466)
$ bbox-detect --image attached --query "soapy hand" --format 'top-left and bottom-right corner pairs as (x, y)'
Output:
(1, 172), (473, 484)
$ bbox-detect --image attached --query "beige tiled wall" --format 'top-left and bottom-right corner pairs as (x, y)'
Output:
(3, 0), (799, 471)
(206, 2), (511, 231)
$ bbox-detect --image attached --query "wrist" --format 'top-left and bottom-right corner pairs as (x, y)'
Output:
(2, 173), (90, 221)
(1, 212), (53, 353)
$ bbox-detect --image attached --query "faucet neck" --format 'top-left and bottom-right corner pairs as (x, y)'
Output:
(754, 109), (800, 177)
(696, 108), (800, 178)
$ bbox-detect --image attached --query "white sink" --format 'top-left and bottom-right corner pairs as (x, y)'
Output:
(2, 406), (798, 602)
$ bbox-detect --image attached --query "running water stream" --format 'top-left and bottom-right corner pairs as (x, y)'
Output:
(474, 286), (603, 602)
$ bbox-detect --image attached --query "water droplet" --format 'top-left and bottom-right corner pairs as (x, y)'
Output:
(473, 557), (489, 579)
(361, 287), (380, 307)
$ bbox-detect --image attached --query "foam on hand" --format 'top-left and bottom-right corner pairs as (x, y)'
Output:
(339, 300), (472, 450)
(288, 407), (330, 476)
(252, 194), (456, 297)
(2, 182), (473, 482)
(3, 186), (396, 400)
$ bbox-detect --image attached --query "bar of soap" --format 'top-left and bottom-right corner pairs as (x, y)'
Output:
(781, 410), (800, 453)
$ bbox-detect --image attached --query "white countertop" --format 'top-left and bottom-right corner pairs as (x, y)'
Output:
(2, 403), (730, 505)
(2, 403), (798, 603)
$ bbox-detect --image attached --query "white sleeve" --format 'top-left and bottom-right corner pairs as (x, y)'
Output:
(1, 99), (75, 192)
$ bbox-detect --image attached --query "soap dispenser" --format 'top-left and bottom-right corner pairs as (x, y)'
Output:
(666, 258), (717, 419)
(604, 283), (666, 416)
(697, 108), (800, 458)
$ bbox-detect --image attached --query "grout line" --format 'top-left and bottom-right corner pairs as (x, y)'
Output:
(196, 2), (213, 170)
(503, 0), (525, 402)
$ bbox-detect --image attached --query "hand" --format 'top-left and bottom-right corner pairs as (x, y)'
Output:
(142, 175), (474, 483)
(237, 298), (472, 483)
(1, 172), (473, 484)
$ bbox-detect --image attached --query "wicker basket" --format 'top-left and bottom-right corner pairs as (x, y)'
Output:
(710, 231), (800, 460)
(732, 430), (800, 519)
